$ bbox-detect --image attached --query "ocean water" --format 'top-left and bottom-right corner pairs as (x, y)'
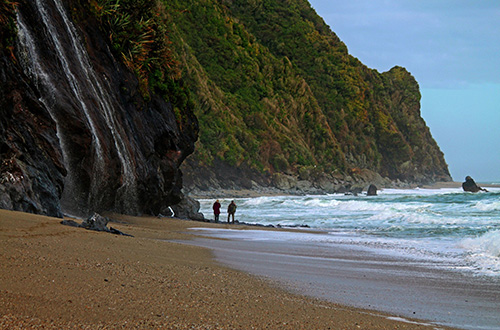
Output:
(198, 188), (500, 277)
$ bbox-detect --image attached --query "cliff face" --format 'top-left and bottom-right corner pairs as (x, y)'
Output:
(0, 0), (197, 217)
(164, 0), (451, 190)
(0, 48), (66, 217)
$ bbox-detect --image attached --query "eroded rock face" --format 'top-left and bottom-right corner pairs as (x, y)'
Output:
(0, 55), (66, 217)
(0, 0), (197, 217)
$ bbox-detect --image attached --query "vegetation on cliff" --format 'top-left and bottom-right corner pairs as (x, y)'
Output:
(0, 0), (18, 55)
(87, 0), (450, 184)
(85, 0), (194, 132)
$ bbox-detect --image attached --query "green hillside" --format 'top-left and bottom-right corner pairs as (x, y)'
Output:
(89, 0), (450, 186)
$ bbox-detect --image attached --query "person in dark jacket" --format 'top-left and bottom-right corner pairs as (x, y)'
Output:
(212, 200), (221, 222)
(227, 200), (237, 223)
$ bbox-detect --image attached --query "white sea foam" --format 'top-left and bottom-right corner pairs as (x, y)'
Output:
(379, 188), (463, 196)
(303, 198), (342, 208)
(461, 231), (500, 258)
(241, 196), (280, 206)
(472, 200), (500, 212)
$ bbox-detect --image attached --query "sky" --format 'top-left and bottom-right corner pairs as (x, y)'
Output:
(308, 0), (500, 182)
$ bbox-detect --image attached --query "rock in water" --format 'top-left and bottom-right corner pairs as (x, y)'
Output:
(462, 176), (487, 192)
(367, 184), (378, 196)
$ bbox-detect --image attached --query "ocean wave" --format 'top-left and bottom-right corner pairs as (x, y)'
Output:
(365, 210), (460, 225)
(472, 200), (500, 212)
(302, 198), (433, 213)
(241, 196), (283, 206)
(380, 188), (463, 195)
(461, 230), (500, 258)
(459, 230), (500, 275)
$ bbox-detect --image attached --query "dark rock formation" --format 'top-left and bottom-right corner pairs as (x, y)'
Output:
(170, 196), (205, 221)
(350, 187), (363, 196)
(0, 0), (198, 217)
(462, 176), (487, 193)
(182, 159), (270, 193)
(61, 213), (132, 236)
(0, 19), (66, 217)
(367, 184), (378, 196)
(80, 213), (110, 232)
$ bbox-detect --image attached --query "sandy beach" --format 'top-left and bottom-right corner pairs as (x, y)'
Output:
(0, 209), (457, 329)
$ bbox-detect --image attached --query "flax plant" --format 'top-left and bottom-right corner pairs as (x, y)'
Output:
(92, 0), (179, 98)
(0, 0), (17, 25)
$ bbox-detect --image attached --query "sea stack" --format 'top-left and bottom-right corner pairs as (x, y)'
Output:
(462, 176), (487, 192)
(367, 184), (378, 196)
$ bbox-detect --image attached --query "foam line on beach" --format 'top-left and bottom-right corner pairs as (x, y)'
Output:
(386, 316), (444, 329)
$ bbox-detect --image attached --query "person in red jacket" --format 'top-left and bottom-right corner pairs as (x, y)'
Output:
(212, 200), (221, 222)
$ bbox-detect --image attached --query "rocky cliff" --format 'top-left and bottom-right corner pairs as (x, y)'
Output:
(0, 0), (197, 217)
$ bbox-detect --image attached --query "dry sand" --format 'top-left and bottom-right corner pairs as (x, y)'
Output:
(0, 209), (455, 329)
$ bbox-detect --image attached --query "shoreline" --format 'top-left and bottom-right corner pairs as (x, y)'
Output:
(189, 181), (500, 200)
(0, 209), (455, 329)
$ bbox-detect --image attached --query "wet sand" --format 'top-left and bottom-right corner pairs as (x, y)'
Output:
(0, 209), (456, 329)
(180, 229), (500, 330)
